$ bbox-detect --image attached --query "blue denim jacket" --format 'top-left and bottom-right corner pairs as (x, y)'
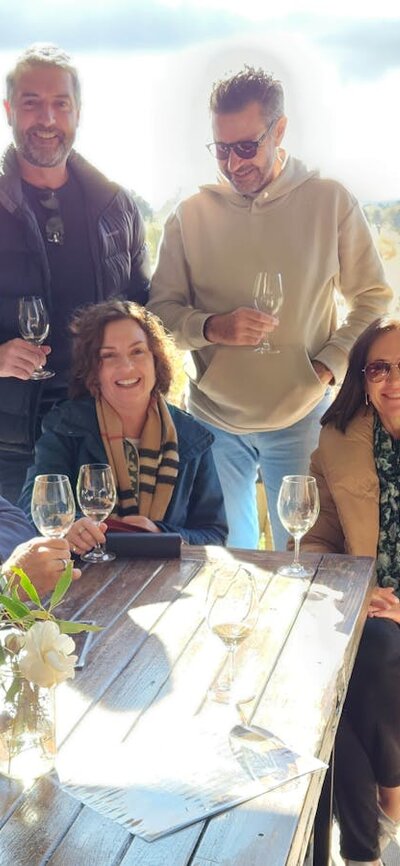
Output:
(19, 397), (228, 547)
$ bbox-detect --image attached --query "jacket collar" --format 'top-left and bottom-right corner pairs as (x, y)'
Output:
(52, 397), (214, 465)
(0, 145), (119, 218)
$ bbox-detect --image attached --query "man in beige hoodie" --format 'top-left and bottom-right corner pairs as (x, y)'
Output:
(149, 66), (392, 549)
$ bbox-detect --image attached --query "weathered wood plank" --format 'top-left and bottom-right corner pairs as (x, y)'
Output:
(0, 552), (374, 866)
(46, 804), (131, 866)
(0, 776), (81, 866)
(191, 555), (375, 866)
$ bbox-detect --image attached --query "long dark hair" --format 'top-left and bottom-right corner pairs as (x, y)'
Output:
(321, 316), (400, 432)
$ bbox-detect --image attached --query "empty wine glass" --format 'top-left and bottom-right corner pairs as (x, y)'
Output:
(31, 474), (76, 539)
(253, 272), (283, 354)
(18, 296), (55, 380)
(277, 475), (320, 577)
(76, 464), (117, 562)
(206, 566), (259, 703)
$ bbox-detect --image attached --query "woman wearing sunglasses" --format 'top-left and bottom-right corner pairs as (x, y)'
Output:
(303, 317), (400, 866)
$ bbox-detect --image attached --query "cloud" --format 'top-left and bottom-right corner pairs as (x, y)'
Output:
(0, 0), (246, 51)
(310, 17), (400, 79)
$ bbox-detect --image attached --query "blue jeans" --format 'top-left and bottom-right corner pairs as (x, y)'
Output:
(200, 391), (332, 550)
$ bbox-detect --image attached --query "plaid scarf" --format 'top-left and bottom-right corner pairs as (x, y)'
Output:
(96, 395), (179, 520)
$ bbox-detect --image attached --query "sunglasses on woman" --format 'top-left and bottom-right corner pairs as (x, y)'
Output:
(363, 361), (400, 382)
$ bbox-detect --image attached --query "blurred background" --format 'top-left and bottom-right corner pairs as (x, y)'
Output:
(0, 0), (399, 289)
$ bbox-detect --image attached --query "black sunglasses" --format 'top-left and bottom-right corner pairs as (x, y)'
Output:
(363, 361), (400, 382)
(39, 190), (64, 245)
(206, 119), (275, 161)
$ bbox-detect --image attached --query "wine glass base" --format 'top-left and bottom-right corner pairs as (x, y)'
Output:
(208, 682), (235, 704)
(30, 369), (55, 380)
(277, 563), (313, 578)
(80, 549), (116, 563)
(254, 345), (280, 354)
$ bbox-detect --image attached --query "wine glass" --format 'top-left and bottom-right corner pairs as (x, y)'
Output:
(31, 474), (76, 539)
(206, 566), (259, 703)
(277, 475), (320, 577)
(76, 464), (117, 562)
(253, 272), (283, 354)
(18, 296), (55, 380)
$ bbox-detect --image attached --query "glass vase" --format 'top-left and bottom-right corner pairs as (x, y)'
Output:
(0, 664), (56, 784)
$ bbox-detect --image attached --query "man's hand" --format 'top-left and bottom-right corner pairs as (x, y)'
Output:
(2, 537), (81, 595)
(0, 338), (51, 380)
(204, 307), (278, 347)
(311, 360), (334, 386)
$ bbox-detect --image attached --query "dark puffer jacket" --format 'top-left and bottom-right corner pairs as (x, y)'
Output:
(0, 146), (151, 454)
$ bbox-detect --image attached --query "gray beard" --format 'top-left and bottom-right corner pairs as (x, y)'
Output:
(15, 130), (73, 168)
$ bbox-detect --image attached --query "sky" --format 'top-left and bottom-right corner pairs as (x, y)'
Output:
(0, 1), (399, 208)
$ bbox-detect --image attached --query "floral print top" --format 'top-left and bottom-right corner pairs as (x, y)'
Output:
(375, 412), (400, 598)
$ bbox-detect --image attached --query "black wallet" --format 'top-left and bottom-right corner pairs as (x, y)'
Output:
(106, 532), (182, 558)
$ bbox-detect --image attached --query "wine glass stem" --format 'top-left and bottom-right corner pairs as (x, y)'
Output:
(293, 535), (301, 568)
(227, 645), (236, 690)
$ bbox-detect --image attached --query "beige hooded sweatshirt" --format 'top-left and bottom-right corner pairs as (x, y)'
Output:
(149, 156), (392, 434)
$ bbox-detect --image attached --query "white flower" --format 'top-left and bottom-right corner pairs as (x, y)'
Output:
(19, 621), (77, 688)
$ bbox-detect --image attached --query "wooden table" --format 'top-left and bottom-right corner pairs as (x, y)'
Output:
(0, 547), (375, 866)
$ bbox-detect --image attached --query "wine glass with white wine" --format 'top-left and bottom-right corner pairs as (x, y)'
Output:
(206, 566), (259, 703)
(277, 475), (320, 577)
(18, 296), (55, 380)
(31, 474), (76, 539)
(253, 272), (283, 354)
(76, 463), (117, 562)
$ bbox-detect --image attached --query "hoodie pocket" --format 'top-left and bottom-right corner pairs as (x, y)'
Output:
(195, 344), (326, 430)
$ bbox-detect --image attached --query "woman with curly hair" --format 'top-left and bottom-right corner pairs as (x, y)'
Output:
(19, 299), (227, 550)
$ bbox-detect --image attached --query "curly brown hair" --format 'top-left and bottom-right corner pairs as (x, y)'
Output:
(68, 299), (176, 399)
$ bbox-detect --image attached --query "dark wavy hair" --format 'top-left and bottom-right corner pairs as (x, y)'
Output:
(68, 299), (176, 399)
(321, 316), (400, 432)
(209, 65), (284, 122)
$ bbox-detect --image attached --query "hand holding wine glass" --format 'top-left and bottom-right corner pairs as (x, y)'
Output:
(253, 272), (283, 354)
(206, 565), (259, 703)
(76, 464), (117, 562)
(18, 296), (54, 380)
(277, 475), (320, 577)
(31, 474), (76, 540)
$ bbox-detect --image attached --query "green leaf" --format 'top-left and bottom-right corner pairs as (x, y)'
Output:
(0, 594), (32, 620)
(49, 562), (73, 610)
(5, 677), (21, 703)
(19, 572), (42, 607)
(56, 620), (102, 634)
(10, 566), (30, 582)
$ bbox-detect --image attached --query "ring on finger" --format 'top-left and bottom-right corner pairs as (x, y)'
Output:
(61, 558), (68, 570)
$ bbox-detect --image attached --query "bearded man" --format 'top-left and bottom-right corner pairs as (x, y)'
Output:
(0, 43), (150, 502)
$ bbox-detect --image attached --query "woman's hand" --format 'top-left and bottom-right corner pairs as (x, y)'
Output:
(66, 517), (108, 556)
(2, 537), (81, 595)
(120, 515), (161, 533)
(368, 586), (400, 618)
